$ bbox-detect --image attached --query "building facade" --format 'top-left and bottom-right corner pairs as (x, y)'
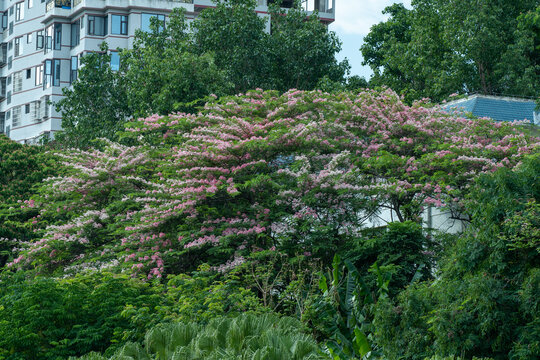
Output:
(0, 0), (335, 143)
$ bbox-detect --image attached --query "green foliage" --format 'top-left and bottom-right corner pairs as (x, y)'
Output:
(55, 43), (131, 149)
(265, 2), (349, 91)
(149, 264), (265, 324)
(0, 136), (57, 266)
(373, 153), (540, 359)
(121, 8), (232, 117)
(304, 254), (394, 358)
(192, 0), (270, 93)
(184, 0), (347, 93)
(348, 221), (435, 297)
(0, 272), (162, 359)
(73, 313), (323, 360)
(361, 1), (540, 101)
(0, 135), (56, 203)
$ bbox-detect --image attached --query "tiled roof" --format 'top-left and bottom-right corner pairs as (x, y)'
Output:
(442, 95), (538, 123)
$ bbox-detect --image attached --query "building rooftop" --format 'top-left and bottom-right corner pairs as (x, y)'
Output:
(442, 94), (539, 124)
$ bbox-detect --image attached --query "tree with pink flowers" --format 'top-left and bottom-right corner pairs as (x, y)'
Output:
(5, 89), (539, 279)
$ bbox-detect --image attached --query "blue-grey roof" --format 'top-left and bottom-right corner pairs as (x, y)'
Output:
(442, 95), (538, 123)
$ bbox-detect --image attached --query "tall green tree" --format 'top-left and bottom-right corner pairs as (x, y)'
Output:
(192, 0), (271, 93)
(193, 0), (348, 93)
(361, 0), (539, 102)
(121, 9), (232, 117)
(55, 44), (131, 149)
(266, 3), (349, 91)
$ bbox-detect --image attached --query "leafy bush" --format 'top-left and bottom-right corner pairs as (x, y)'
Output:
(373, 153), (540, 359)
(0, 272), (162, 359)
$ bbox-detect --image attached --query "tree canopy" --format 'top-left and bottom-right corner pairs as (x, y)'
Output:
(361, 1), (540, 102)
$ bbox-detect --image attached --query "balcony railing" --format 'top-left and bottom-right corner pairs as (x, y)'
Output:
(301, 0), (334, 13)
(73, 0), (192, 5)
(46, 0), (72, 13)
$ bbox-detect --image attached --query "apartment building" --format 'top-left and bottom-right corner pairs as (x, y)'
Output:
(0, 0), (335, 143)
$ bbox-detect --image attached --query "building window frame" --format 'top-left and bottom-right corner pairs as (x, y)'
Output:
(70, 55), (78, 83)
(15, 2), (24, 22)
(141, 13), (165, 33)
(36, 30), (44, 49)
(111, 14), (128, 35)
(71, 19), (80, 47)
(54, 23), (62, 50)
(88, 15), (107, 36)
(14, 36), (23, 57)
(35, 64), (43, 86)
(45, 25), (53, 52)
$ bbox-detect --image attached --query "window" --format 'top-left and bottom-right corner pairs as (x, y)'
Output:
(71, 19), (80, 47)
(8, 41), (12, 51)
(12, 106), (21, 127)
(54, 23), (62, 50)
(7, 56), (12, 70)
(28, 0), (33, 9)
(35, 64), (43, 85)
(9, 7), (13, 16)
(70, 56), (77, 83)
(25, 103), (30, 114)
(88, 15), (107, 36)
(26, 68), (31, 79)
(44, 59), (61, 88)
(44, 59), (52, 88)
(31, 100), (41, 121)
(13, 71), (23, 92)
(14, 36), (22, 56)
(15, 2), (24, 21)
(111, 15), (128, 35)
(141, 13), (165, 33)
(36, 30), (43, 49)
(42, 95), (50, 119)
(7, 75), (11, 85)
(7, 91), (11, 105)
(45, 25), (52, 52)
(110, 51), (119, 71)
(54, 59), (61, 86)
(27, 32), (32, 43)
(9, 22), (13, 35)
(1, 13), (7, 29)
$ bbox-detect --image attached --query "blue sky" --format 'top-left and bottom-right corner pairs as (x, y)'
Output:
(328, 0), (412, 80)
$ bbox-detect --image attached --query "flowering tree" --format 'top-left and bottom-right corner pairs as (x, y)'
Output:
(7, 89), (539, 278)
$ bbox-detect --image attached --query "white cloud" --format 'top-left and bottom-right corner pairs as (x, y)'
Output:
(331, 0), (412, 36)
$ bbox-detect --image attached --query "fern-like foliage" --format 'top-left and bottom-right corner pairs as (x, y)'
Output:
(73, 313), (324, 360)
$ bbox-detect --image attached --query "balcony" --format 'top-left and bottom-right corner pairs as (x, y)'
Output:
(46, 0), (72, 12)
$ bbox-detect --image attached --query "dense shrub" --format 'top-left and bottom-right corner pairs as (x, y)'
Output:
(373, 153), (540, 359)
(0, 272), (162, 359)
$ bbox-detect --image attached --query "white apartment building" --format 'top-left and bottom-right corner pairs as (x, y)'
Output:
(0, 0), (335, 143)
